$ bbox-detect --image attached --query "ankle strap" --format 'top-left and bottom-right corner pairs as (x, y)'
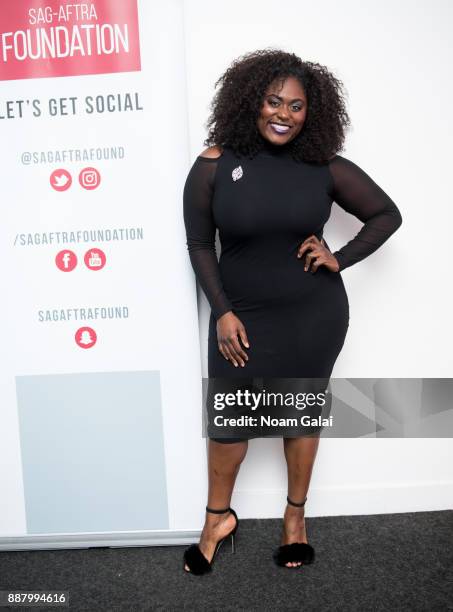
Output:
(206, 505), (231, 514)
(287, 495), (307, 507)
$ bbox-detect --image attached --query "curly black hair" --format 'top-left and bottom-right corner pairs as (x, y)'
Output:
(204, 49), (350, 163)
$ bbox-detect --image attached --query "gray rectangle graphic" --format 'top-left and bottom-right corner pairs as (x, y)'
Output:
(15, 371), (168, 534)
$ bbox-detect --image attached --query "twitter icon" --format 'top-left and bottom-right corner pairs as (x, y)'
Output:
(50, 169), (72, 191)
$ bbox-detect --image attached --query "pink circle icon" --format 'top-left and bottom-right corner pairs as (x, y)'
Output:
(84, 248), (106, 270)
(75, 326), (97, 349)
(50, 169), (72, 191)
(56, 249), (77, 271)
(79, 167), (101, 190)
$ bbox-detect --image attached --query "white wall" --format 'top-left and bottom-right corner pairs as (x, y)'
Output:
(183, 0), (453, 517)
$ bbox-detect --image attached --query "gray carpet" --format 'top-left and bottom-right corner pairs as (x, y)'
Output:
(1, 511), (452, 611)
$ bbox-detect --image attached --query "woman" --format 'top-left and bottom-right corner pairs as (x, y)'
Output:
(182, 49), (402, 574)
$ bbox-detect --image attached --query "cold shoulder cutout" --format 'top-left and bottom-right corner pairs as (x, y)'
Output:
(198, 145), (224, 160)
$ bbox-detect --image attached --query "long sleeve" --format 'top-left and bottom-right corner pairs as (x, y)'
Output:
(183, 156), (233, 320)
(328, 155), (403, 271)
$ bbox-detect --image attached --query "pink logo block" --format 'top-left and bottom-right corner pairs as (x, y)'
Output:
(0, 0), (141, 81)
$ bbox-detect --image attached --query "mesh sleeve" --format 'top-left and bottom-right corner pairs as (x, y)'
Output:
(183, 156), (233, 320)
(328, 155), (403, 271)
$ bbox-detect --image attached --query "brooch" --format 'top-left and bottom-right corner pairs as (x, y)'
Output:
(232, 166), (243, 181)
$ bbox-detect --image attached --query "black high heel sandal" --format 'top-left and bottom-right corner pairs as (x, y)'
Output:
(183, 506), (239, 575)
(272, 495), (315, 568)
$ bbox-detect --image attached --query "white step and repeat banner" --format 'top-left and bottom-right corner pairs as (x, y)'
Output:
(0, 0), (206, 550)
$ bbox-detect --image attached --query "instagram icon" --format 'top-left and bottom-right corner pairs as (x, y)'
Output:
(79, 167), (101, 190)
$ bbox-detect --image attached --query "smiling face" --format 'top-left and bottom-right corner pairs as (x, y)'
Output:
(257, 76), (308, 146)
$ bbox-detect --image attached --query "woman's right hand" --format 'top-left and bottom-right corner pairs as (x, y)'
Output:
(216, 312), (250, 367)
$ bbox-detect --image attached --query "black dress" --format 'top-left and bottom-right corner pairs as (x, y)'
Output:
(183, 140), (402, 441)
